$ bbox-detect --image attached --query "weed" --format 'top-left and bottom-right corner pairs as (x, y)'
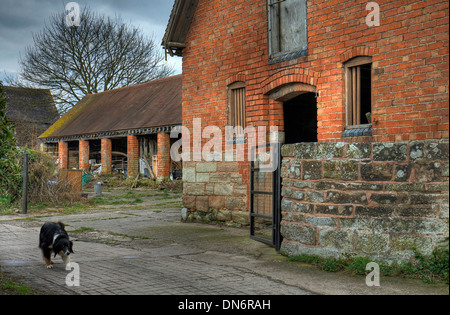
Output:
(346, 256), (373, 275)
(287, 248), (449, 284)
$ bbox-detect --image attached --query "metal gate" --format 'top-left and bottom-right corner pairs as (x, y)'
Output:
(250, 143), (282, 251)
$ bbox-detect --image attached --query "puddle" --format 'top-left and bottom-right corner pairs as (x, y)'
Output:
(1, 260), (34, 266)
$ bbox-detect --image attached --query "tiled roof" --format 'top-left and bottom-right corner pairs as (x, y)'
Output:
(40, 75), (181, 140)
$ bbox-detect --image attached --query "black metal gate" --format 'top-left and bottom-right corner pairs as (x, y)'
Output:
(250, 143), (282, 251)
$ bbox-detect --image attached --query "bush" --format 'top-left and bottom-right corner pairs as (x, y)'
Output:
(1, 148), (84, 210)
(0, 81), (21, 204)
(24, 149), (83, 206)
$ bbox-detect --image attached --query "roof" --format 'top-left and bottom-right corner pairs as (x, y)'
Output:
(4, 86), (59, 125)
(40, 75), (182, 142)
(162, 0), (199, 57)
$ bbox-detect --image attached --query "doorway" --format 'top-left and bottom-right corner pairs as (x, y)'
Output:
(283, 92), (318, 144)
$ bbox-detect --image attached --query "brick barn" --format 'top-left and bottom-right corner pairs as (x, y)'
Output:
(163, 0), (449, 261)
(40, 75), (182, 180)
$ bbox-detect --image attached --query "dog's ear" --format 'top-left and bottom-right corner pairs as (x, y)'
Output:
(69, 241), (74, 254)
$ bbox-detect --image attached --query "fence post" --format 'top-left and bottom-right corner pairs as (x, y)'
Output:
(22, 152), (28, 214)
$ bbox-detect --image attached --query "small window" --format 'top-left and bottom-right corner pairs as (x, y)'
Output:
(228, 82), (246, 134)
(345, 57), (372, 126)
(268, 0), (308, 63)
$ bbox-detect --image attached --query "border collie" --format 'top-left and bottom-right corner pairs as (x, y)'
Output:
(39, 222), (74, 269)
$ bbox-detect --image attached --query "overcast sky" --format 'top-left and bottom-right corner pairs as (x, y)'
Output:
(0, 0), (182, 82)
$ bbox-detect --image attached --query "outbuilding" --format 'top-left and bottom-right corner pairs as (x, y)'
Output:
(40, 75), (182, 180)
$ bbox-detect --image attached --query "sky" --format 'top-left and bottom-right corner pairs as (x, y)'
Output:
(0, 0), (182, 82)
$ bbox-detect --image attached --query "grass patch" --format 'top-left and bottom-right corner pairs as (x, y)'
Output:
(0, 268), (36, 295)
(70, 226), (95, 234)
(288, 248), (449, 284)
(69, 226), (150, 240)
(107, 231), (151, 240)
(91, 197), (144, 206)
(1, 280), (33, 295)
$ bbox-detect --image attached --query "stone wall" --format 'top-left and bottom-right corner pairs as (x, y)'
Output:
(280, 140), (449, 261)
(181, 161), (250, 225)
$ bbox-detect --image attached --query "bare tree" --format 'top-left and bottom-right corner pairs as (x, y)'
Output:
(18, 7), (173, 114)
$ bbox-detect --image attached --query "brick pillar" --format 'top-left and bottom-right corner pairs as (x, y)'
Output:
(101, 138), (112, 175)
(79, 140), (90, 172)
(127, 135), (139, 178)
(58, 141), (68, 170)
(157, 133), (171, 180)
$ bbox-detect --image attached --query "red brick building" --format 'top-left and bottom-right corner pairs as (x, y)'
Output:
(40, 75), (182, 180)
(163, 0), (448, 260)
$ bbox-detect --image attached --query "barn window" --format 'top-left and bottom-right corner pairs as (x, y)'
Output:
(228, 82), (246, 140)
(229, 82), (246, 129)
(344, 57), (373, 127)
(268, 0), (308, 63)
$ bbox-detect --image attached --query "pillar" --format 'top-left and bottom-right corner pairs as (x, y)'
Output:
(101, 138), (112, 175)
(58, 141), (68, 170)
(157, 133), (171, 180)
(79, 140), (90, 172)
(127, 135), (139, 178)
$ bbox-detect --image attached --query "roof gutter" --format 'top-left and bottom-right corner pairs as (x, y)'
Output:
(162, 0), (199, 58)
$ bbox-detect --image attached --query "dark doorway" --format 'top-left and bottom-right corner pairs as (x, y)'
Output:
(283, 92), (318, 144)
(89, 140), (102, 164)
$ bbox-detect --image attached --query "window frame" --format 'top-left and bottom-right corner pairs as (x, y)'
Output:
(344, 56), (373, 128)
(267, 0), (309, 64)
(227, 82), (247, 140)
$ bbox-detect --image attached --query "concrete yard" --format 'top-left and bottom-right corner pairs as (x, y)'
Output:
(0, 188), (447, 296)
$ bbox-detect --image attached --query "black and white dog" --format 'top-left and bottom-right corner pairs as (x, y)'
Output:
(39, 222), (74, 269)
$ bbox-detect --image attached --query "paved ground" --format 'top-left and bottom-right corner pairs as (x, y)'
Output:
(0, 188), (448, 296)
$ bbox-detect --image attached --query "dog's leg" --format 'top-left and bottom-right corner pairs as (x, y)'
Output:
(42, 249), (53, 269)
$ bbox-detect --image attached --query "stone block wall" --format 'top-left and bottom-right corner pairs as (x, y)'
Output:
(280, 140), (449, 261)
(181, 161), (250, 225)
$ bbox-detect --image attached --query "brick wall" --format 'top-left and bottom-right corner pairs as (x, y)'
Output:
(280, 140), (449, 260)
(157, 133), (171, 180)
(127, 136), (139, 178)
(58, 141), (68, 170)
(181, 0), (449, 223)
(183, 0), (448, 142)
(101, 138), (112, 175)
(79, 140), (89, 172)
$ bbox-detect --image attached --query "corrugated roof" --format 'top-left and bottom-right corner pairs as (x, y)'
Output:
(40, 75), (182, 140)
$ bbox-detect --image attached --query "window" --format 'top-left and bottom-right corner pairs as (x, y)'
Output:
(228, 82), (246, 139)
(268, 0), (308, 63)
(345, 57), (372, 127)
